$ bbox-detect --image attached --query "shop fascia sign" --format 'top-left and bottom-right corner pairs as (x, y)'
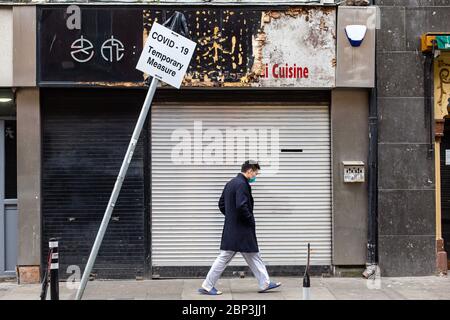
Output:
(38, 6), (336, 87)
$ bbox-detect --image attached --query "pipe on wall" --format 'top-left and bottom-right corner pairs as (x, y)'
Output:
(363, 0), (378, 278)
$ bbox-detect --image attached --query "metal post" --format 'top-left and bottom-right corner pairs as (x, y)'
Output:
(302, 243), (311, 300)
(75, 78), (158, 300)
(49, 238), (59, 300)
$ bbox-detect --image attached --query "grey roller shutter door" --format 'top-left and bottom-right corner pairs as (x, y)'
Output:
(151, 103), (331, 266)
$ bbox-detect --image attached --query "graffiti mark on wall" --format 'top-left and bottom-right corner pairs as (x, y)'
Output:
(435, 56), (450, 119)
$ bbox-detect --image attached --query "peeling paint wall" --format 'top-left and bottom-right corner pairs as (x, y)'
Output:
(255, 8), (336, 88)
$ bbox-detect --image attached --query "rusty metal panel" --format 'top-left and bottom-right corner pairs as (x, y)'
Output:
(336, 6), (376, 88)
(144, 8), (336, 88)
(157, 9), (263, 86)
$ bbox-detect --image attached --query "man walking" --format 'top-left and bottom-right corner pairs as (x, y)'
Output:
(198, 160), (281, 295)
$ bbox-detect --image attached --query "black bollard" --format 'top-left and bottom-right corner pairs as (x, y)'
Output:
(302, 243), (311, 300)
(49, 238), (59, 300)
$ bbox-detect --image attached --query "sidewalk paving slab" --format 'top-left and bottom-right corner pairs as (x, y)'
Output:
(0, 276), (449, 300)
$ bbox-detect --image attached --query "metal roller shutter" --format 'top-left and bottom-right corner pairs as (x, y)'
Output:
(151, 103), (331, 267)
(42, 89), (146, 279)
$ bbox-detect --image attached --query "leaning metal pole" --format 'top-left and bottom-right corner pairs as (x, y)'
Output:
(75, 10), (189, 300)
(75, 78), (158, 300)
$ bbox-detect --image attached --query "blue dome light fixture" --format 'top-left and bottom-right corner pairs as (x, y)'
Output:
(345, 25), (367, 47)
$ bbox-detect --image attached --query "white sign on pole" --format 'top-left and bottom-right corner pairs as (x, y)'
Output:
(446, 149), (450, 165)
(136, 22), (196, 89)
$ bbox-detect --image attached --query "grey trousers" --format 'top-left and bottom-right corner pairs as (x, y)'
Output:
(202, 250), (271, 291)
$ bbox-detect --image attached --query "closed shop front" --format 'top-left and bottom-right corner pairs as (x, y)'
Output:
(34, 4), (373, 280)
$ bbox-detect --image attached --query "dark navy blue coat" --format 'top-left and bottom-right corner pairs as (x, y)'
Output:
(218, 173), (259, 252)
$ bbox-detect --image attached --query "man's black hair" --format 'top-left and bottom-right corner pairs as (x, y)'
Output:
(241, 160), (261, 173)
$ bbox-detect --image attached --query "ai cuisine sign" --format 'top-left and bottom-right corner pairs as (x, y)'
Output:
(260, 63), (310, 79)
(38, 6), (336, 88)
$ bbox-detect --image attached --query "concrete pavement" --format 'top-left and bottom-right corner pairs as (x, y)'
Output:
(1, 276), (450, 300)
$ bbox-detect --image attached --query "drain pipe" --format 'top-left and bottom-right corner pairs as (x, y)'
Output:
(363, 0), (378, 279)
(363, 81), (378, 278)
